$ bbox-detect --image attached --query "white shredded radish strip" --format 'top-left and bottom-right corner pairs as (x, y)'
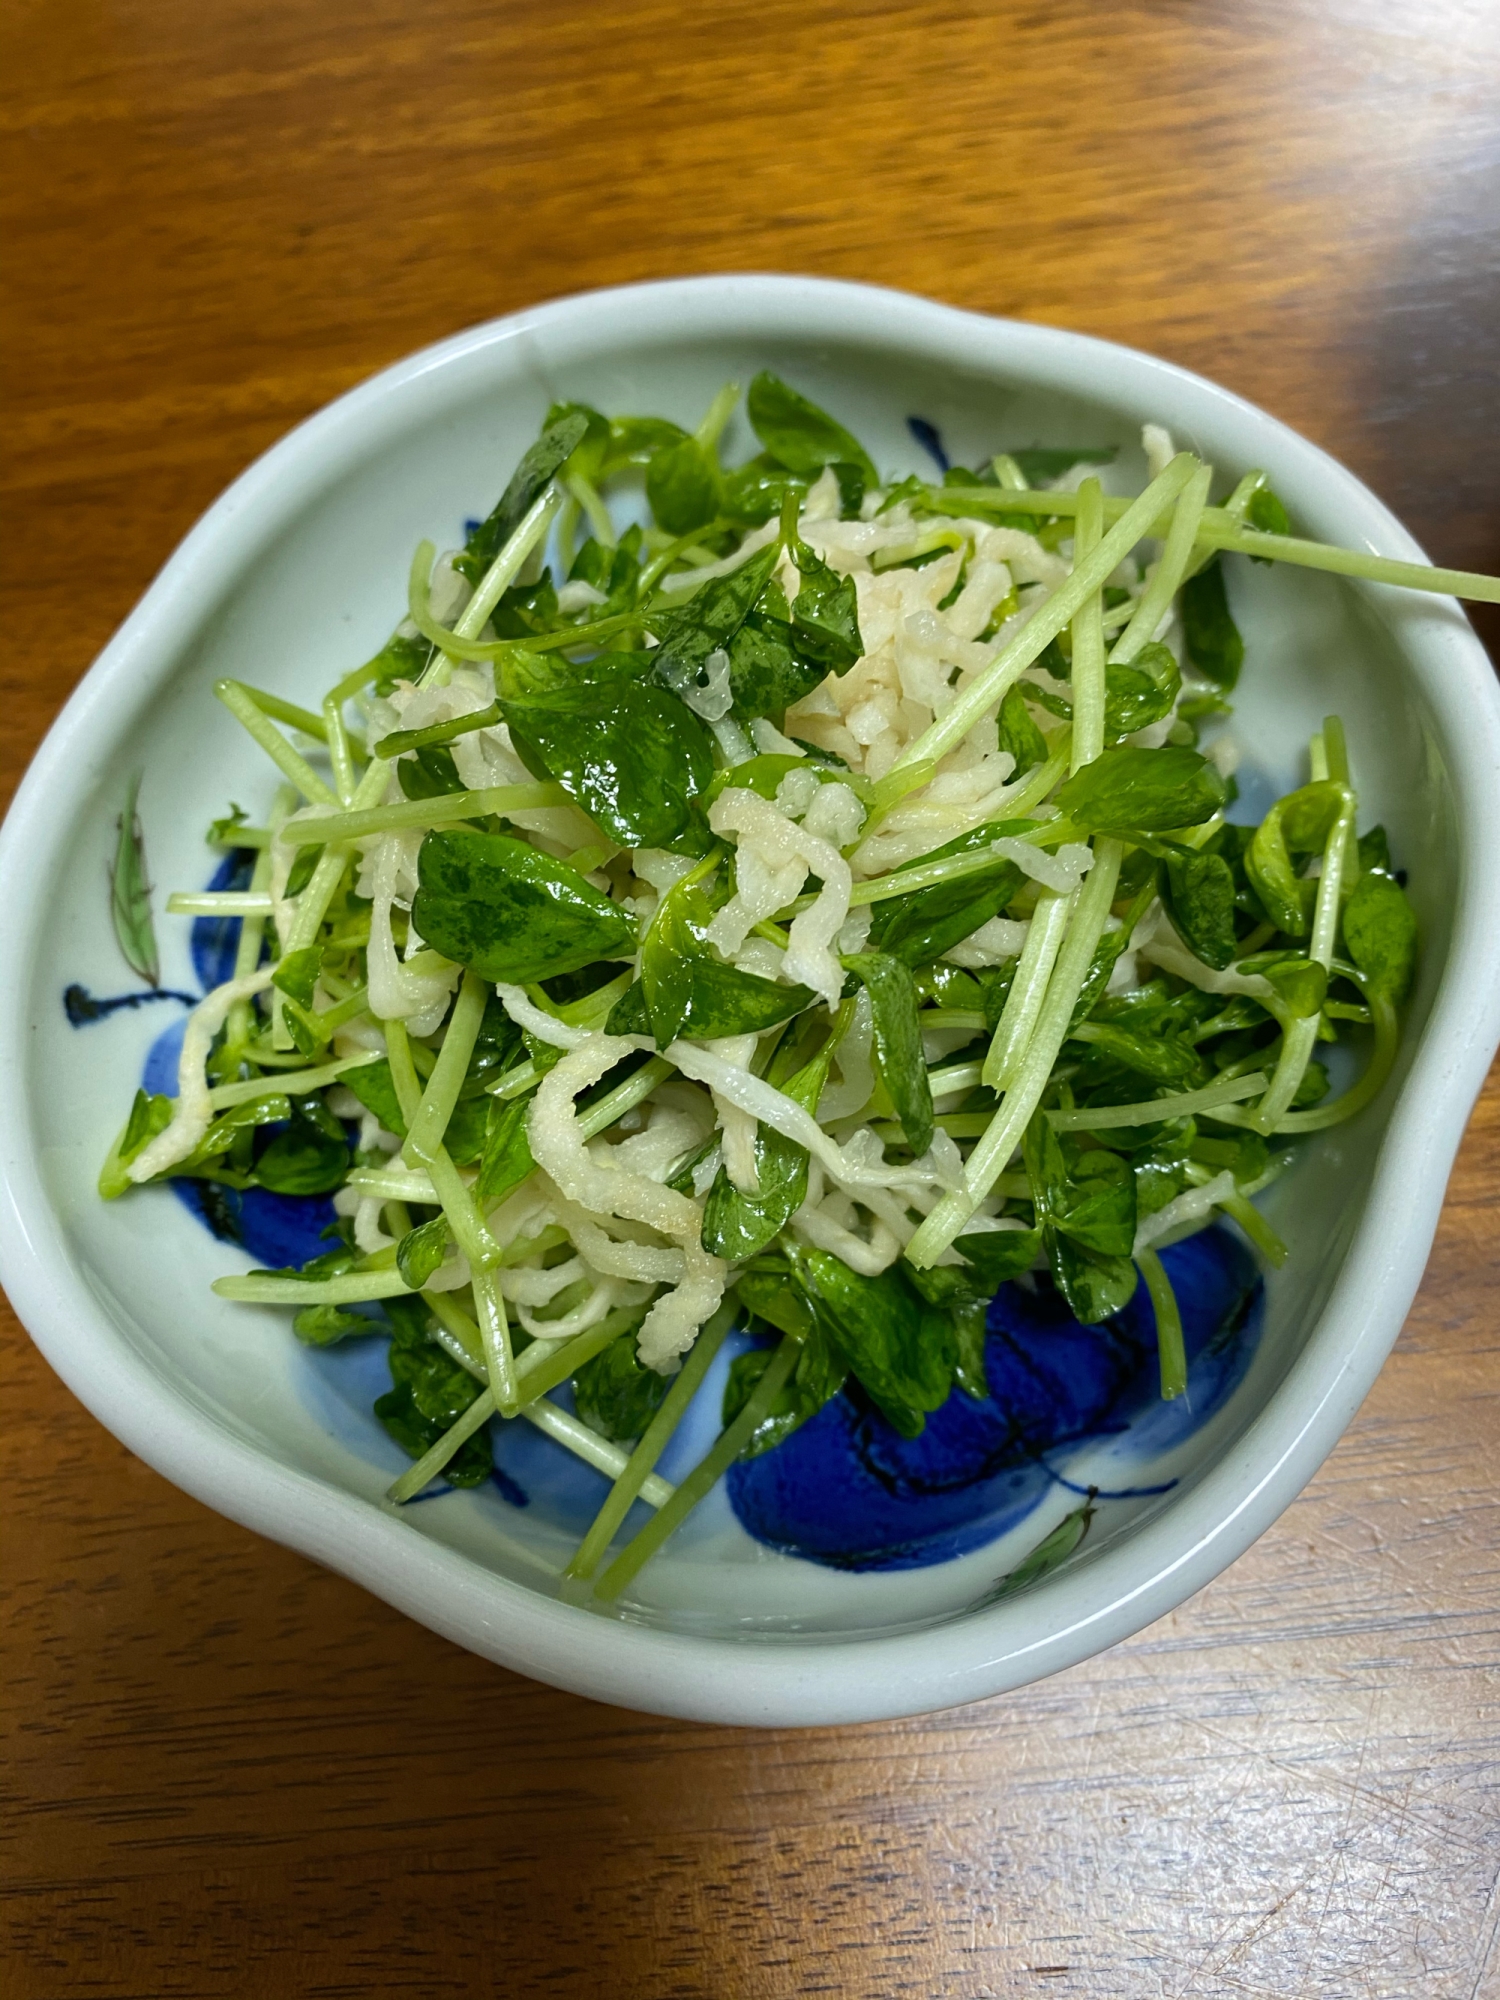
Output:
(490, 981), (595, 1050)
(528, 1035), (726, 1371)
(1134, 1171), (1238, 1253)
(992, 837), (1094, 894)
(128, 968), (276, 1182)
(704, 1033), (761, 1193)
(706, 788), (852, 1008)
(664, 1041), (952, 1195)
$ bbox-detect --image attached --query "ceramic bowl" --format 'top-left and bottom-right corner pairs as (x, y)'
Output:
(3, 276), (1498, 1727)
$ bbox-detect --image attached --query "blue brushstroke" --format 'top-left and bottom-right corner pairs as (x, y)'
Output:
(907, 415), (949, 473)
(65, 983), (197, 1024)
(725, 1228), (1263, 1571)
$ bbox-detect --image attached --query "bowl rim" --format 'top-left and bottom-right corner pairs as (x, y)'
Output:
(4, 272), (1499, 1727)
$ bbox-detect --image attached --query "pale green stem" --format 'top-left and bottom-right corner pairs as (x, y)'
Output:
(214, 681), (338, 807)
(271, 840), (352, 1047)
(1069, 477), (1107, 770)
(410, 486), (564, 686)
(519, 1400), (674, 1500)
(471, 1266), (517, 1417)
(283, 783), (565, 847)
(323, 685), (358, 803)
(223, 796), (289, 1056)
(1135, 1249), (1186, 1399)
(563, 471), (615, 548)
(593, 1325), (794, 1601)
(983, 888), (1075, 1089)
(907, 839), (1124, 1266)
(235, 687), (330, 741)
(385, 1388), (496, 1503)
(924, 485), (1500, 603)
(564, 1304), (735, 1581)
(403, 969), (487, 1168)
(1205, 523), (1500, 603)
(1253, 767), (1356, 1133)
(1109, 460), (1212, 664)
(694, 380), (741, 454)
(383, 1018), (424, 1124)
(890, 455), (1198, 775)
(167, 891), (274, 916)
(207, 1048), (382, 1110)
(1045, 1069), (1269, 1131)
(214, 1268), (416, 1304)
(1271, 993), (1399, 1134)
(382, 1020), (501, 1275)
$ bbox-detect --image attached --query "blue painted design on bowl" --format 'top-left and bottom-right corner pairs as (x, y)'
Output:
(725, 1228), (1263, 1571)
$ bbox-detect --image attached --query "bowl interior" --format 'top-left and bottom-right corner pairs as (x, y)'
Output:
(13, 287), (1468, 1658)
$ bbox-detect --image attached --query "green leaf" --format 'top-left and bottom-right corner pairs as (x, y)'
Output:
(573, 1322), (669, 1444)
(724, 617), (827, 721)
(475, 1092), (537, 1203)
(412, 829), (636, 986)
(602, 414), (690, 472)
(1052, 1149), (1137, 1257)
(643, 873), (814, 1047)
(1245, 780), (1346, 938)
(293, 1305), (371, 1347)
(1051, 1237), (1140, 1324)
(98, 1088), (176, 1198)
(650, 543), (783, 688)
(1054, 746), (1227, 834)
(865, 819), (1029, 966)
(646, 435), (720, 535)
(254, 1100), (350, 1196)
(951, 1227), (1044, 1289)
(1357, 824), (1395, 879)
(111, 771), (159, 986)
(735, 1265), (819, 1342)
(1239, 950), (1328, 1018)
(1246, 483), (1293, 559)
(1009, 447), (1117, 484)
(271, 944), (323, 1007)
(1023, 1112), (1139, 1323)
(747, 372), (876, 484)
(1104, 641), (1181, 739)
(284, 847), (319, 898)
(842, 952), (933, 1154)
(720, 1320), (846, 1459)
(1180, 556), (1245, 690)
(463, 412), (590, 572)
(368, 631), (436, 697)
(339, 1059), (408, 1139)
(700, 1034), (838, 1259)
(503, 677), (715, 849)
(789, 541), (864, 675)
(396, 1214), (450, 1289)
(207, 803), (250, 846)
(720, 454), (806, 527)
(997, 686), (1048, 775)
(1163, 849), (1239, 970)
(1343, 870), (1417, 1005)
(1074, 1020), (1200, 1082)
(789, 1246), (954, 1438)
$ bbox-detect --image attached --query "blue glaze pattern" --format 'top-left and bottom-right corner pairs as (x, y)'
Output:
(725, 1228), (1263, 1571)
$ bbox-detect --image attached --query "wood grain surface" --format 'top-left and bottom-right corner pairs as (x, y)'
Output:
(3, 2), (1499, 1994)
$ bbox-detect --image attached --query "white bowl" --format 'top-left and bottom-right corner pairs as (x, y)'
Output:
(3, 276), (1498, 1727)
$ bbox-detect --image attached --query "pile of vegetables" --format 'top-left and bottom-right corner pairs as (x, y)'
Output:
(100, 366), (1482, 1597)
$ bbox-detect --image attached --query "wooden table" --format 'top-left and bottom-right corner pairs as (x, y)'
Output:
(4, 3), (1498, 1993)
